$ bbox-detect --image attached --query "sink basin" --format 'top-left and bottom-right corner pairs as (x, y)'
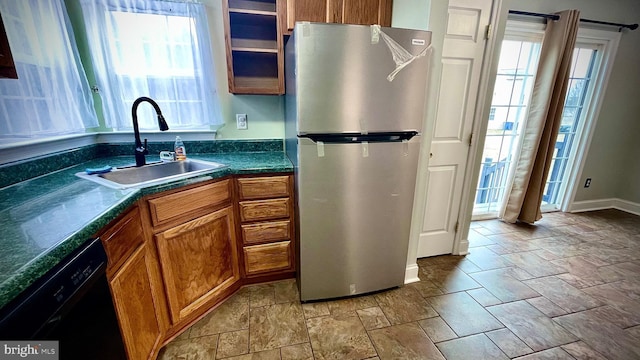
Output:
(76, 159), (227, 189)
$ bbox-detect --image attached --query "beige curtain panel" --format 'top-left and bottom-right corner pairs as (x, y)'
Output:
(500, 9), (580, 224)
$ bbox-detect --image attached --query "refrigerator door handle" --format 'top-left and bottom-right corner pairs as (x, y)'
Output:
(301, 131), (418, 144)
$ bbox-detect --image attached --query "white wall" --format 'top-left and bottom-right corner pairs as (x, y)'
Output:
(507, 0), (640, 204)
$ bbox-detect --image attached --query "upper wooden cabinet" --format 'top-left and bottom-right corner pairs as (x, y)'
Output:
(0, 12), (17, 79)
(284, 0), (393, 33)
(222, 0), (285, 94)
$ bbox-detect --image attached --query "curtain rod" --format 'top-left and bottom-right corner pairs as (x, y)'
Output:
(509, 10), (638, 31)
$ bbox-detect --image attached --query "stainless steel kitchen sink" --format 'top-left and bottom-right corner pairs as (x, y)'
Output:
(76, 159), (226, 189)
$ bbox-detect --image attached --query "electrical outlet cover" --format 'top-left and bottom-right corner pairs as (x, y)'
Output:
(236, 113), (247, 130)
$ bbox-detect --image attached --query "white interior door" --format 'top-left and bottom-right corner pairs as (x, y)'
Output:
(417, 0), (492, 257)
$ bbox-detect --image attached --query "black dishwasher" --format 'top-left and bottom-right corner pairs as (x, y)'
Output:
(0, 238), (126, 359)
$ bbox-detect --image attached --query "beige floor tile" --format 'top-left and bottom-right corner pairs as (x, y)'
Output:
(158, 335), (218, 360)
(217, 330), (249, 359)
(417, 317), (457, 343)
(355, 307), (390, 330)
(487, 301), (577, 351)
(302, 302), (330, 318)
(554, 310), (640, 360)
(190, 293), (249, 337)
(513, 347), (574, 359)
(408, 279), (445, 298)
(374, 286), (438, 325)
(551, 256), (607, 288)
(274, 279), (300, 304)
(369, 322), (444, 360)
(485, 328), (533, 358)
(525, 297), (568, 318)
(428, 292), (503, 337)
(465, 247), (514, 271)
(625, 324), (640, 339)
(224, 349), (281, 360)
(501, 252), (566, 278)
(306, 315), (376, 360)
(436, 334), (508, 360)
(470, 268), (540, 302)
(609, 279), (640, 301)
(523, 276), (602, 312)
(561, 341), (608, 360)
(325, 295), (377, 316)
(466, 288), (502, 306)
(249, 284), (276, 308)
(249, 302), (308, 352)
(582, 283), (640, 327)
(280, 343), (313, 360)
(468, 229), (497, 247)
(419, 266), (481, 293)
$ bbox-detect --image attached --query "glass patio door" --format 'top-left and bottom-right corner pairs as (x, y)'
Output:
(473, 28), (606, 218)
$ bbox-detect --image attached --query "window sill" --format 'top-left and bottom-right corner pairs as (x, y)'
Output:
(0, 130), (218, 165)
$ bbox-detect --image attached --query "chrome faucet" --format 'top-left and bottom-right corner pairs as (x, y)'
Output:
(132, 97), (169, 167)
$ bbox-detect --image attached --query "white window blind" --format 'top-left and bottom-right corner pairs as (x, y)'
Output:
(79, 0), (222, 131)
(0, 0), (98, 139)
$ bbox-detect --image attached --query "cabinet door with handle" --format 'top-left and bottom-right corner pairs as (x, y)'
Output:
(110, 244), (164, 360)
(155, 206), (240, 323)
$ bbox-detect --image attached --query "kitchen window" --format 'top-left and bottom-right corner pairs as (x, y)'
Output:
(79, 0), (222, 131)
(0, 0), (98, 140)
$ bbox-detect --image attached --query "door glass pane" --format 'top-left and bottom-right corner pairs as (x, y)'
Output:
(474, 40), (541, 215)
(542, 47), (597, 206)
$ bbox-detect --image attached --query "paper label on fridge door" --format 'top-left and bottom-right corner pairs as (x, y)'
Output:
(317, 141), (325, 157)
(412, 39), (426, 46)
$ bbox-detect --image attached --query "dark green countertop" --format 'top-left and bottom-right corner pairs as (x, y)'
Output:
(0, 151), (292, 309)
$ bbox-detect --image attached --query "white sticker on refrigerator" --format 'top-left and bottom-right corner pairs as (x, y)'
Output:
(317, 141), (325, 157)
(412, 39), (426, 46)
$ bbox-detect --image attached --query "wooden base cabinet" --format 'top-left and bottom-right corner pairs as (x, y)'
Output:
(98, 174), (296, 360)
(101, 207), (165, 360)
(155, 206), (240, 323)
(237, 175), (295, 279)
(109, 244), (164, 360)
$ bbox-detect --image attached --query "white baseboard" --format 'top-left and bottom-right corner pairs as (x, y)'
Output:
(570, 198), (640, 216)
(612, 199), (640, 216)
(453, 239), (469, 256)
(404, 264), (420, 284)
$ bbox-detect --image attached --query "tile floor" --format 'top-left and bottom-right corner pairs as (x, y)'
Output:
(158, 209), (640, 359)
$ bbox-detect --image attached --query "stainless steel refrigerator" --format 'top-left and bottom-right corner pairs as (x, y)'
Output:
(285, 23), (431, 301)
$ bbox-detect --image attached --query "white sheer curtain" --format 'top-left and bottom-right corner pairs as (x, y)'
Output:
(0, 0), (98, 139)
(79, 0), (221, 131)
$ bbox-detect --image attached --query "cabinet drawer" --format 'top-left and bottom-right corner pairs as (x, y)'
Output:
(237, 176), (290, 200)
(148, 180), (230, 227)
(244, 241), (292, 276)
(239, 198), (290, 222)
(101, 207), (144, 272)
(242, 220), (290, 245)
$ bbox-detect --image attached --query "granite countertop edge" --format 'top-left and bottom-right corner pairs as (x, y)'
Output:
(0, 152), (293, 309)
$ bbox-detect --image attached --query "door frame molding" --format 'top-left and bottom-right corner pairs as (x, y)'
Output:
(452, 0), (507, 255)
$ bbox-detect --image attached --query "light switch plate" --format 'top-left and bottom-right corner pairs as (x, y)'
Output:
(236, 113), (247, 130)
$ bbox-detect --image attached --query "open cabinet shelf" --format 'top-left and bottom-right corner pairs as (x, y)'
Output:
(223, 0), (284, 94)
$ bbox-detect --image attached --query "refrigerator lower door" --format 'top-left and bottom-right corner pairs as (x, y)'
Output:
(297, 136), (421, 301)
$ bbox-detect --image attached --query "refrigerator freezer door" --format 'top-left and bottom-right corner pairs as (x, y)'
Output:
(297, 136), (421, 301)
(293, 23), (431, 134)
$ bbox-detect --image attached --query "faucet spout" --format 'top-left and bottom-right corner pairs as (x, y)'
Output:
(132, 97), (169, 167)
